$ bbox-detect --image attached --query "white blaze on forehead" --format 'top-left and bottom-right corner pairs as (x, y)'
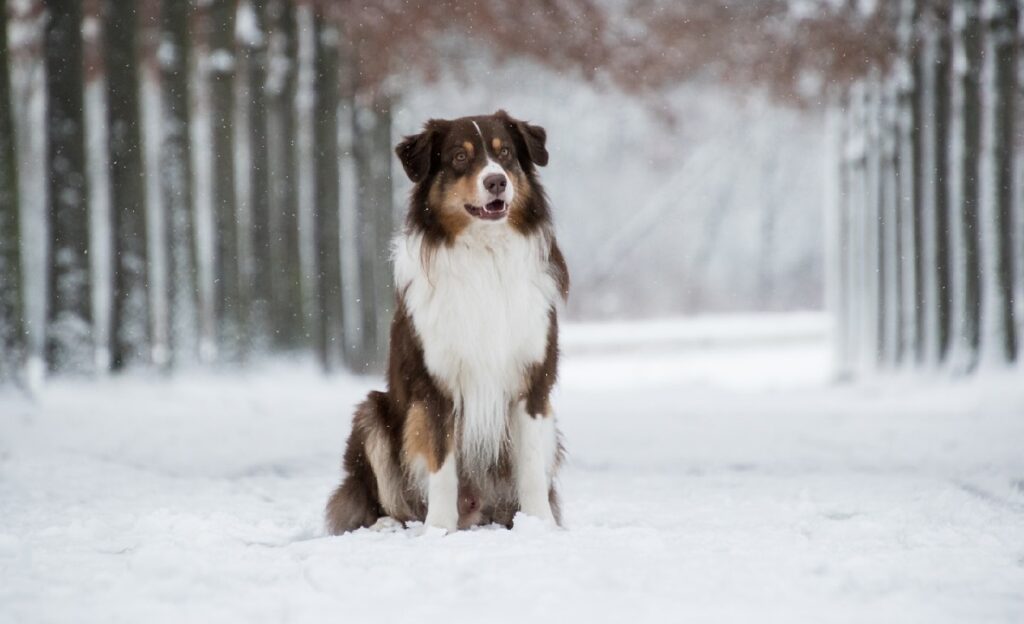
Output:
(472, 120), (514, 204)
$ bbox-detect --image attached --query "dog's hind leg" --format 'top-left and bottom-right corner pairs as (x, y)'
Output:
(325, 393), (393, 535)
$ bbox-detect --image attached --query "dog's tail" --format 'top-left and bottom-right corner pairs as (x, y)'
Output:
(325, 392), (389, 535)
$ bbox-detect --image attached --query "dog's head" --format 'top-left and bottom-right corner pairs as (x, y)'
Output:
(395, 111), (550, 242)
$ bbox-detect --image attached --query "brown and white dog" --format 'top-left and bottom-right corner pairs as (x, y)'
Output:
(325, 111), (569, 534)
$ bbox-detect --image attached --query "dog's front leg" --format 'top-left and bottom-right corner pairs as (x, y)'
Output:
(424, 452), (459, 532)
(513, 402), (558, 524)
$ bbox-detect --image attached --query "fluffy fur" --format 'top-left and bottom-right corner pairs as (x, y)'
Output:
(326, 111), (569, 535)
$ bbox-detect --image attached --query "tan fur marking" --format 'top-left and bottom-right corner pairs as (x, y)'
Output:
(429, 176), (471, 240)
(365, 428), (408, 517)
(507, 172), (533, 232)
(463, 141), (474, 156)
(492, 138), (502, 152)
(403, 402), (439, 472)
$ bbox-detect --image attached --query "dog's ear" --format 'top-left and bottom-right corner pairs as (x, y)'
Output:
(496, 110), (548, 168)
(395, 119), (449, 183)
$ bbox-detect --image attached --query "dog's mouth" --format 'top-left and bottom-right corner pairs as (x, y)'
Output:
(465, 200), (507, 220)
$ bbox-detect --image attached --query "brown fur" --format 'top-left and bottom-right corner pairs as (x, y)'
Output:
(325, 112), (568, 535)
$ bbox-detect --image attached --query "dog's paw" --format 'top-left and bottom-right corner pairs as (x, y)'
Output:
(368, 516), (404, 533)
(423, 509), (458, 535)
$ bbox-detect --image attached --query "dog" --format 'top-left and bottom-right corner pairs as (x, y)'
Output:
(325, 110), (569, 534)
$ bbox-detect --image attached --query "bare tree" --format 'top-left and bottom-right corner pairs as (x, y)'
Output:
(947, 0), (985, 373)
(210, 0), (241, 359)
(44, 0), (91, 373)
(263, 0), (302, 350)
(233, 0), (263, 360)
(0, 0), (23, 381)
(138, 0), (171, 368)
(107, 0), (150, 370)
(161, 0), (199, 366)
(314, 5), (343, 372)
(7, 0), (48, 390)
(917, 0), (953, 367)
(236, 0), (272, 352)
(977, 0), (1018, 366)
(189, 0), (218, 362)
(82, 0), (114, 373)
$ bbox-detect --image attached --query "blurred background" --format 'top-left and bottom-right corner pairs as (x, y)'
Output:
(0, 0), (885, 385)
(1, 1), (1021, 386)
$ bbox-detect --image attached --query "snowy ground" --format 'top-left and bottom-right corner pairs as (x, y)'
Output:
(2, 312), (1023, 623)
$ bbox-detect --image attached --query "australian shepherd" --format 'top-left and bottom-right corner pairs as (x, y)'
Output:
(325, 111), (569, 533)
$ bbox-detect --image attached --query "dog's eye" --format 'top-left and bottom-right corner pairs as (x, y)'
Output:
(454, 151), (467, 164)
(499, 147), (511, 159)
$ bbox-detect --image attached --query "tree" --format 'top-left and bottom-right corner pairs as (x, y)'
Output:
(294, 0), (318, 355)
(82, 0), (114, 372)
(139, 0), (171, 368)
(263, 0), (303, 351)
(233, 0), (265, 360)
(161, 0), (199, 366)
(44, 0), (91, 373)
(313, 5), (343, 372)
(918, 0), (953, 367)
(210, 0), (241, 359)
(977, 0), (1018, 366)
(106, 0), (150, 370)
(0, 0), (23, 382)
(189, 0), (218, 362)
(7, 0), (48, 391)
(947, 0), (986, 373)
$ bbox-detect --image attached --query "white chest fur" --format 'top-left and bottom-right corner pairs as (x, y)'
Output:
(393, 225), (559, 468)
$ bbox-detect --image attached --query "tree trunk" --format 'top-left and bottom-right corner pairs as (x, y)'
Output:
(107, 0), (150, 370)
(1017, 0), (1024, 353)
(863, 75), (884, 368)
(918, 4), (942, 368)
(844, 84), (866, 373)
(977, 0), (1018, 366)
(932, 3), (953, 363)
(263, 0), (302, 350)
(8, 0), (49, 390)
(315, 10), (343, 372)
(947, 0), (984, 374)
(238, 0), (271, 352)
(896, 0), (922, 367)
(189, 0), (218, 362)
(337, 35), (363, 369)
(211, 0), (240, 360)
(82, 0), (114, 373)
(352, 94), (396, 373)
(0, 0), (24, 381)
(161, 0), (198, 366)
(138, 0), (171, 369)
(294, 0), (318, 352)
(44, 0), (91, 373)
(881, 77), (904, 367)
(233, 0), (264, 360)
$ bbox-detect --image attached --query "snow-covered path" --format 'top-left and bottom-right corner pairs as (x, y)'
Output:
(2, 314), (1023, 623)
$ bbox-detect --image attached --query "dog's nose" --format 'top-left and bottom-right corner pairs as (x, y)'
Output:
(484, 173), (507, 196)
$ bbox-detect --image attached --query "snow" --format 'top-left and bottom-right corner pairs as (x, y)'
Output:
(2, 313), (1023, 623)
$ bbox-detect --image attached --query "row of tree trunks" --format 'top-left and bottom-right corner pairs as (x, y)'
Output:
(834, 0), (1022, 376)
(2, 0), (402, 386)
